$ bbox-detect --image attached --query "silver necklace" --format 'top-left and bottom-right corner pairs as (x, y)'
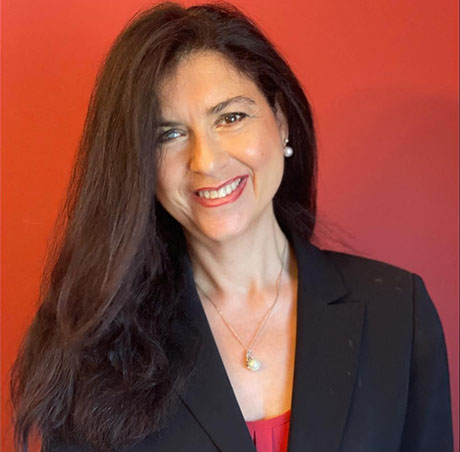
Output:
(196, 239), (287, 372)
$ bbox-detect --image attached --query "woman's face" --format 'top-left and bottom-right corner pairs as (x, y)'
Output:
(155, 51), (288, 243)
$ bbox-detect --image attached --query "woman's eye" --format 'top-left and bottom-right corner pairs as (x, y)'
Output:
(159, 129), (182, 143)
(218, 112), (248, 125)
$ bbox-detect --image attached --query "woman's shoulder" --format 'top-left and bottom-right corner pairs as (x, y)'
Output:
(291, 233), (423, 304)
(319, 246), (419, 300)
(318, 246), (446, 346)
(322, 247), (413, 277)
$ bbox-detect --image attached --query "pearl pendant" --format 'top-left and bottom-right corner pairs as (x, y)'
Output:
(246, 351), (261, 372)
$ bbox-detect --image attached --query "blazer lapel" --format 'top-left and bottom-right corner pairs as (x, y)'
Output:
(176, 232), (365, 452)
(287, 234), (365, 452)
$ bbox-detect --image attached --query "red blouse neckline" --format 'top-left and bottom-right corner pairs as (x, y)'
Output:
(245, 409), (291, 428)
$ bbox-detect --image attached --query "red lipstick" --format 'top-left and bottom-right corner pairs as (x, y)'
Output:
(194, 175), (242, 193)
(193, 175), (248, 208)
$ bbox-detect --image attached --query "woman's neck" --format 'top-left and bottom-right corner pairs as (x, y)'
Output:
(185, 207), (291, 311)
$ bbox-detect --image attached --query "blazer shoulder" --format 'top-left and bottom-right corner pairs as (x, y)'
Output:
(323, 247), (412, 276)
(321, 248), (415, 296)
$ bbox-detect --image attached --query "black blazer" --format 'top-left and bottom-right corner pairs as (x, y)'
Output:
(47, 233), (453, 452)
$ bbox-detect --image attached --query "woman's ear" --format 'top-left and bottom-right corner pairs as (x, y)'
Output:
(274, 93), (289, 143)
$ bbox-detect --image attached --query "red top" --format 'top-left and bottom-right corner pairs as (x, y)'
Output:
(245, 409), (291, 452)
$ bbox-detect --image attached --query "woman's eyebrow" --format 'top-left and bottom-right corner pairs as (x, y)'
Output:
(207, 96), (256, 115)
(158, 120), (183, 128)
(158, 96), (256, 127)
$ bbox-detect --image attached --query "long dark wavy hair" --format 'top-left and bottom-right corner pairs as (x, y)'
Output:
(10, 2), (317, 451)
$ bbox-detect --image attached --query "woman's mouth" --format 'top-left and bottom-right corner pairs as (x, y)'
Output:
(193, 175), (248, 207)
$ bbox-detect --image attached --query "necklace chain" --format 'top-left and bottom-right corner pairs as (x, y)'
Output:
(196, 239), (288, 369)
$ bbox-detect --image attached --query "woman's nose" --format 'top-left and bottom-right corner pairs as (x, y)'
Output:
(188, 133), (227, 175)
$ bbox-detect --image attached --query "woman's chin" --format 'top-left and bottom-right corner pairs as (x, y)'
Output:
(193, 217), (250, 243)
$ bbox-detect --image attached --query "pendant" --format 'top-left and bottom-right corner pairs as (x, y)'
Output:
(245, 350), (261, 372)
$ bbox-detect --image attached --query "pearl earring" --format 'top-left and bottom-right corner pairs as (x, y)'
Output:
(283, 138), (294, 158)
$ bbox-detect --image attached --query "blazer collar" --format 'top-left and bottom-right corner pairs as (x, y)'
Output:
(177, 232), (365, 452)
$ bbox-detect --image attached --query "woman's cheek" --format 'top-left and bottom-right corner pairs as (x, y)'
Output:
(156, 159), (180, 205)
(230, 132), (273, 171)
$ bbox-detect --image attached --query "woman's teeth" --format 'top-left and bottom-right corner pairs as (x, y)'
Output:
(197, 178), (242, 199)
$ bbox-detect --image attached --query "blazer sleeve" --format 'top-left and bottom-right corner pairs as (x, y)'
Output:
(399, 274), (454, 452)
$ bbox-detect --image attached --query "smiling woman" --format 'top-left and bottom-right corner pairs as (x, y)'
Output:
(9, 3), (453, 452)
(156, 51), (288, 242)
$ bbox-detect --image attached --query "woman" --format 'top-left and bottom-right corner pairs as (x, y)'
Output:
(10, 3), (453, 452)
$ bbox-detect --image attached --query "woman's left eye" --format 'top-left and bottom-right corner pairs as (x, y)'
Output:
(218, 112), (248, 125)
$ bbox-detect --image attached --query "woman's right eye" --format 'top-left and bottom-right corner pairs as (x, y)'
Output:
(159, 129), (183, 143)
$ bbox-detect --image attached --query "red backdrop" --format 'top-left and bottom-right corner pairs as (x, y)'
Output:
(2, 0), (458, 450)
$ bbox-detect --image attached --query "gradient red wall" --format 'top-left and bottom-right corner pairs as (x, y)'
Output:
(2, 0), (458, 450)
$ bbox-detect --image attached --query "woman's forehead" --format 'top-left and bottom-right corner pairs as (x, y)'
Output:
(158, 50), (262, 117)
